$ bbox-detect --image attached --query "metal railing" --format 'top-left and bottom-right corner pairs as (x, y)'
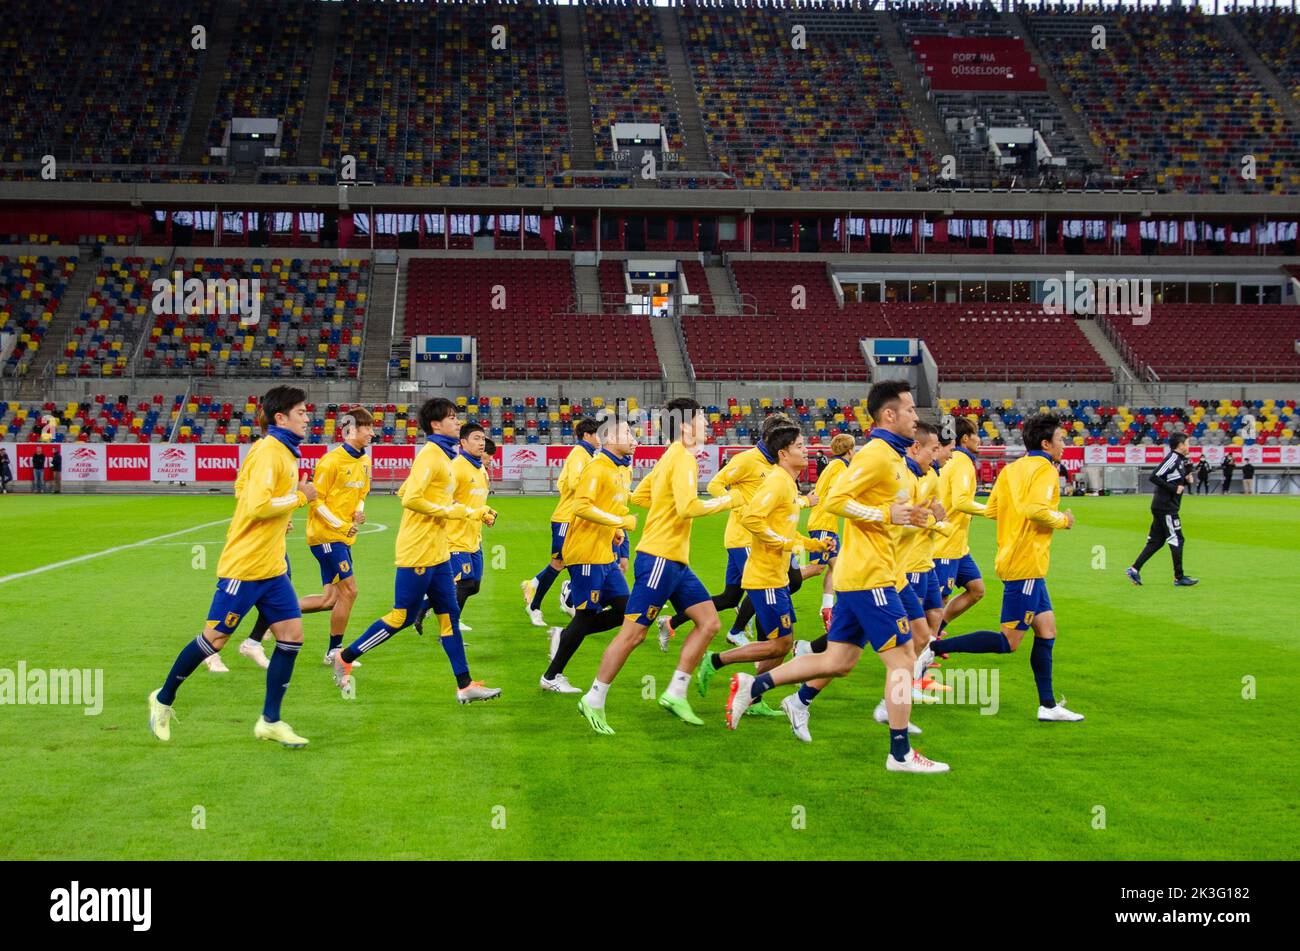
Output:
(936, 365), (1119, 383)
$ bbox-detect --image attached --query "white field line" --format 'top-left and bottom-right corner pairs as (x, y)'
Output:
(0, 519), (231, 584)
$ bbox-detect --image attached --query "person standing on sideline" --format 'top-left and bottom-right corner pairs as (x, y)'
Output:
(1127, 433), (1198, 587)
(0, 448), (12, 493)
(31, 446), (45, 493)
(51, 446), (62, 494)
(1195, 457), (1210, 495)
(1220, 455), (1235, 494)
(1241, 461), (1255, 495)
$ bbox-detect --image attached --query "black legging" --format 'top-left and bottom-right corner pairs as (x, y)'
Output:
(669, 584), (744, 631)
(545, 596), (629, 679)
(456, 577), (481, 611)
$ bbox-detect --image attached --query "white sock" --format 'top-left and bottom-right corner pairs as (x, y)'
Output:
(821, 594), (834, 609)
(667, 670), (691, 700)
(586, 680), (609, 709)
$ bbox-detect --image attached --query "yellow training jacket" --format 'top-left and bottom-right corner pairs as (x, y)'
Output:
(741, 466), (810, 590)
(901, 464), (948, 573)
(807, 455), (849, 534)
(707, 445), (776, 549)
(823, 438), (907, 592)
(551, 440), (597, 523)
(632, 441), (732, 564)
(446, 452), (490, 554)
(935, 448), (986, 560)
(985, 453), (1070, 581)
(564, 450), (633, 566)
(217, 436), (307, 580)
(306, 445), (371, 546)
(395, 442), (482, 568)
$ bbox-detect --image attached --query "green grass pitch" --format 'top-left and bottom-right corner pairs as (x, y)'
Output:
(1, 491), (1296, 860)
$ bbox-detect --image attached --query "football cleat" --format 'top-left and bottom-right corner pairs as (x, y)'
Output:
(324, 648), (360, 669)
(458, 621), (473, 633)
(913, 645), (935, 680)
(873, 698), (922, 734)
(1173, 576), (1199, 587)
(781, 694), (812, 743)
(724, 628), (750, 648)
(694, 651), (719, 697)
(725, 673), (755, 729)
(578, 697), (614, 735)
(656, 615), (675, 652)
(253, 716), (308, 748)
(414, 607), (428, 636)
(521, 579), (546, 627)
(1125, 566), (1143, 586)
(886, 749), (949, 773)
(147, 689), (176, 742)
(793, 639), (813, 658)
(540, 673), (582, 694)
(332, 652), (355, 700)
(547, 626), (563, 662)
(457, 681), (502, 704)
(559, 579), (576, 619)
(820, 607), (833, 632)
(1038, 703), (1085, 722)
(203, 652), (229, 674)
(746, 699), (784, 718)
(657, 690), (704, 725)
(239, 638), (270, 670)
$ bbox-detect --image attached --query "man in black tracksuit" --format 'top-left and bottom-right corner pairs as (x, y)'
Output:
(1127, 433), (1198, 587)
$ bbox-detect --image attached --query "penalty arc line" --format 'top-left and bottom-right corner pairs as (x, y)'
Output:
(0, 518), (231, 585)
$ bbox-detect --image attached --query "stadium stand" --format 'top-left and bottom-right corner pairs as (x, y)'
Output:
(404, 259), (658, 378)
(855, 302), (1112, 382)
(0, 0), (208, 168)
(678, 4), (931, 189)
(1025, 8), (1300, 193)
(57, 256), (166, 379)
(322, 1), (571, 186)
(581, 5), (686, 170)
(1098, 305), (1300, 382)
(938, 396), (1300, 448)
(9, 391), (1294, 452)
(135, 257), (367, 378)
(1234, 10), (1300, 109)
(203, 0), (314, 166)
(0, 255), (77, 377)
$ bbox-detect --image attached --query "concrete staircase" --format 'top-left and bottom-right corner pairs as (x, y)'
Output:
(21, 257), (96, 398)
(358, 262), (397, 402)
(1004, 11), (1105, 168)
(1214, 16), (1300, 134)
(658, 8), (712, 171)
(1077, 317), (1152, 402)
(573, 264), (601, 313)
(703, 265), (741, 316)
(650, 316), (693, 396)
(296, 2), (343, 167)
(558, 7), (597, 171)
(178, 0), (239, 165)
(875, 11), (952, 168)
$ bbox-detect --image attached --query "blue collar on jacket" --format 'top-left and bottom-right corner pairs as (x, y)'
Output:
(601, 448), (631, 467)
(869, 427), (913, 457)
(268, 425), (302, 458)
(428, 433), (459, 459)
